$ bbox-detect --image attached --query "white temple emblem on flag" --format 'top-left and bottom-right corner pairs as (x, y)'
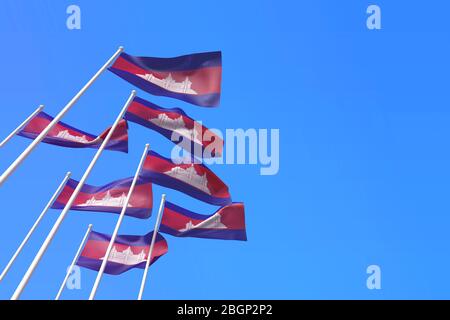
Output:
(179, 213), (227, 232)
(164, 165), (211, 194)
(56, 130), (90, 143)
(136, 73), (198, 95)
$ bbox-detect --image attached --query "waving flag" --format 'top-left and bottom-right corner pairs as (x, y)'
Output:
(76, 230), (168, 275)
(125, 96), (223, 157)
(160, 202), (246, 241)
(51, 177), (152, 219)
(142, 150), (231, 206)
(109, 51), (222, 107)
(17, 111), (128, 153)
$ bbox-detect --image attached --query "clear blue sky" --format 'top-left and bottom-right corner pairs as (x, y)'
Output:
(1, 0), (450, 299)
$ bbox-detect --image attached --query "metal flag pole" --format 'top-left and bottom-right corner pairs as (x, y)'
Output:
(0, 46), (124, 187)
(88, 143), (150, 300)
(0, 105), (44, 148)
(11, 90), (136, 300)
(137, 194), (166, 300)
(55, 224), (93, 300)
(0, 171), (71, 282)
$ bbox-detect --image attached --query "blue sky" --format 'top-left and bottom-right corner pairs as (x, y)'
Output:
(1, 0), (450, 299)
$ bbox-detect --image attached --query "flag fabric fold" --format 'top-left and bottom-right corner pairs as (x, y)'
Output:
(142, 150), (231, 206)
(125, 96), (223, 157)
(160, 202), (247, 241)
(17, 111), (128, 153)
(109, 51), (222, 107)
(51, 177), (153, 219)
(76, 230), (168, 275)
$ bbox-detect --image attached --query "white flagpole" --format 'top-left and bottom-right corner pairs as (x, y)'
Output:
(88, 143), (150, 300)
(55, 224), (93, 300)
(0, 105), (44, 148)
(0, 171), (71, 282)
(0, 46), (124, 187)
(11, 90), (136, 300)
(137, 194), (166, 300)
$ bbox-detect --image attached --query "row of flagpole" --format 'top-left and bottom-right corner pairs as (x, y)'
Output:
(0, 46), (166, 299)
(11, 89), (136, 299)
(2, 86), (166, 299)
(0, 46), (199, 299)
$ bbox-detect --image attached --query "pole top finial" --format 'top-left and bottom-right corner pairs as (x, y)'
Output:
(88, 224), (93, 228)
(66, 171), (72, 177)
(118, 46), (124, 51)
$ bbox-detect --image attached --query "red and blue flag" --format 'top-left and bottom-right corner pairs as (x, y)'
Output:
(51, 176), (153, 219)
(17, 111), (128, 153)
(76, 230), (168, 275)
(109, 51), (222, 107)
(142, 150), (231, 206)
(125, 96), (223, 157)
(160, 202), (246, 241)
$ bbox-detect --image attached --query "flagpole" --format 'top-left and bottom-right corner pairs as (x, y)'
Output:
(55, 224), (93, 300)
(11, 90), (136, 300)
(0, 46), (124, 187)
(0, 105), (44, 148)
(137, 194), (166, 300)
(0, 171), (71, 282)
(88, 143), (150, 300)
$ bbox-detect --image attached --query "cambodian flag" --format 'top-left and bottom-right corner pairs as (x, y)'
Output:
(160, 202), (247, 241)
(77, 230), (168, 275)
(109, 51), (222, 107)
(17, 111), (128, 153)
(51, 176), (153, 219)
(142, 150), (231, 206)
(125, 96), (223, 157)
